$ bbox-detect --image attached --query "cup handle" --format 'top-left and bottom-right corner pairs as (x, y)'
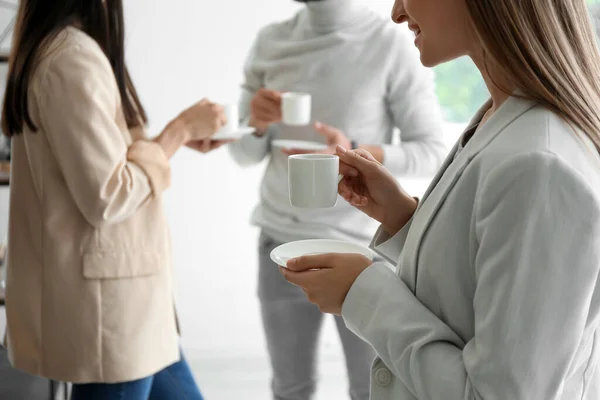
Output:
(338, 174), (343, 184)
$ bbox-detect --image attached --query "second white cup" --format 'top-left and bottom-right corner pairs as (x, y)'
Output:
(282, 92), (312, 126)
(220, 104), (239, 133)
(288, 154), (340, 208)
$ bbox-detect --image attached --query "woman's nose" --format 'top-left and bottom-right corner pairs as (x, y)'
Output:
(391, 0), (407, 24)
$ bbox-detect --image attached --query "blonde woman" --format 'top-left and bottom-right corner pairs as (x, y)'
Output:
(281, 0), (600, 398)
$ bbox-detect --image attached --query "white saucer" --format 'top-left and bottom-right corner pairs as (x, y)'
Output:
(270, 239), (374, 268)
(272, 139), (327, 151)
(212, 126), (256, 140)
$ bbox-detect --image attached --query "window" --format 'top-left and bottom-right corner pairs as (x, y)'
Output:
(433, 0), (600, 125)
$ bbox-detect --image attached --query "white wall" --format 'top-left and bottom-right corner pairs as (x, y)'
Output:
(123, 0), (461, 364)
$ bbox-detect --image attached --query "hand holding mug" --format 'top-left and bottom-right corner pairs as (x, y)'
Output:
(178, 98), (227, 141)
(336, 146), (417, 235)
(250, 89), (282, 133)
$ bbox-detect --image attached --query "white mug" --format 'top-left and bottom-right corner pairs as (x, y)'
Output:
(220, 104), (239, 133)
(282, 92), (312, 126)
(288, 154), (341, 208)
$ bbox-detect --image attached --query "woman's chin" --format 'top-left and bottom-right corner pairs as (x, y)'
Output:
(419, 49), (459, 68)
(419, 52), (439, 68)
(416, 42), (437, 67)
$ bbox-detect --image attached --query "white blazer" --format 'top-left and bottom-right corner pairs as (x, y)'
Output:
(342, 96), (600, 399)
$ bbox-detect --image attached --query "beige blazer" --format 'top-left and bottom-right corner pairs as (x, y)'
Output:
(343, 96), (600, 399)
(4, 27), (179, 383)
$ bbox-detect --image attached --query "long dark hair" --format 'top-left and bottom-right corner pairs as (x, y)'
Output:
(1, 0), (147, 136)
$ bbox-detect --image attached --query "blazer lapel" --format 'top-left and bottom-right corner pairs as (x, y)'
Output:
(399, 96), (537, 292)
(416, 99), (492, 208)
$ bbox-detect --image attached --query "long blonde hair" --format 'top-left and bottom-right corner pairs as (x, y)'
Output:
(466, 0), (600, 151)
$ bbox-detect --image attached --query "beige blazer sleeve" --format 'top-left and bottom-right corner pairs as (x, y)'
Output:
(33, 43), (170, 228)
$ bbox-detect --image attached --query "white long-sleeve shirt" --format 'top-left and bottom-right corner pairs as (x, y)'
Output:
(229, 0), (446, 244)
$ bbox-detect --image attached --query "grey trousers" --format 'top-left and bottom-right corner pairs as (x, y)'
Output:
(258, 232), (375, 400)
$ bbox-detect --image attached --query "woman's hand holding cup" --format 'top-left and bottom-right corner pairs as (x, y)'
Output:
(336, 146), (418, 236)
(177, 98), (227, 142)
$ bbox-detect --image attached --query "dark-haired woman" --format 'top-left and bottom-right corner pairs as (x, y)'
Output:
(2, 1), (225, 399)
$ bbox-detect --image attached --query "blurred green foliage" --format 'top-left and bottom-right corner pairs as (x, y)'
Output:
(434, 0), (600, 122)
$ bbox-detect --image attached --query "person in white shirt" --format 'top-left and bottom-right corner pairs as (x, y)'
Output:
(281, 0), (600, 399)
(228, 0), (446, 399)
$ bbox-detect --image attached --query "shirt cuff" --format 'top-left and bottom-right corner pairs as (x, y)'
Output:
(369, 218), (413, 265)
(342, 262), (396, 336)
(127, 140), (171, 195)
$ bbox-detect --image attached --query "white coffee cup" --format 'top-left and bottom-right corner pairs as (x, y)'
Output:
(220, 104), (239, 134)
(288, 154), (341, 208)
(282, 92), (312, 126)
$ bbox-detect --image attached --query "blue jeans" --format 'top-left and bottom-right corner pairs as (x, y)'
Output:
(71, 351), (203, 400)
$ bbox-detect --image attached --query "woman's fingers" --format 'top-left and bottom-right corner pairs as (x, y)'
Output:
(349, 192), (368, 207)
(339, 162), (359, 178)
(338, 177), (354, 200)
(336, 146), (378, 162)
(339, 177), (369, 207)
(336, 146), (379, 175)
